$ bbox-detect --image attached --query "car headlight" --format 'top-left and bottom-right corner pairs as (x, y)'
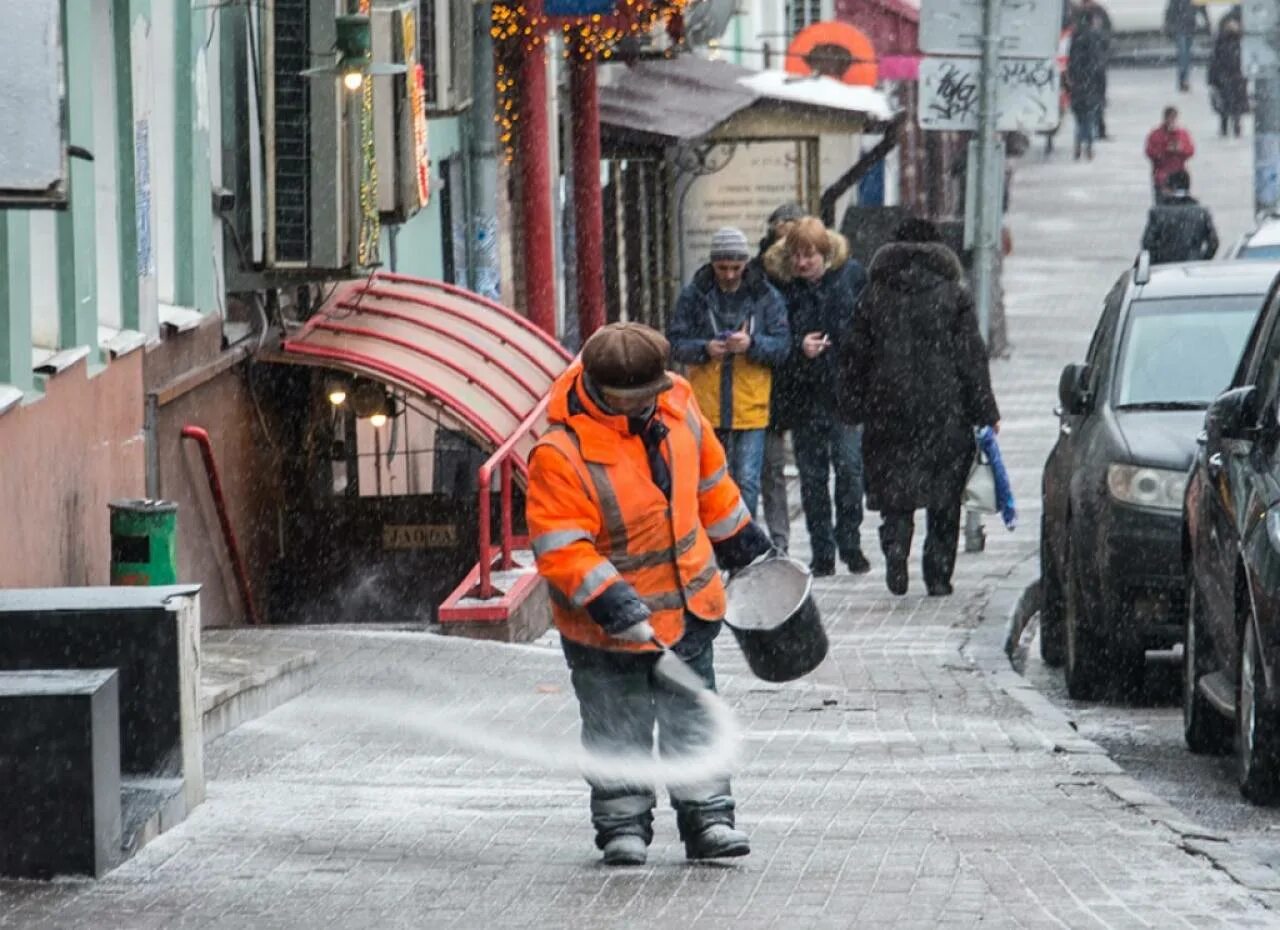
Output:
(1106, 464), (1187, 512)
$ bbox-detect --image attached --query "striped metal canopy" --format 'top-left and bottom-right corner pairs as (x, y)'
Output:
(280, 273), (571, 471)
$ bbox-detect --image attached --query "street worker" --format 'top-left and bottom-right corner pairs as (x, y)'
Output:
(752, 203), (807, 556)
(1145, 106), (1195, 201)
(525, 322), (774, 867)
(1141, 169), (1219, 263)
(668, 227), (790, 520)
(765, 216), (870, 578)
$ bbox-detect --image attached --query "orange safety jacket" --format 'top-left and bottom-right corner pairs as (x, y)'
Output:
(525, 363), (752, 652)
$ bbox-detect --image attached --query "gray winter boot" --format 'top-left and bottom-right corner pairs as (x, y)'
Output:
(684, 823), (750, 860)
(602, 834), (648, 866)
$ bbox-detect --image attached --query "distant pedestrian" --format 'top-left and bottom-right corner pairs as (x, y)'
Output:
(1067, 11), (1108, 160)
(1145, 106), (1195, 199)
(1043, 25), (1073, 157)
(752, 202), (807, 555)
(1072, 0), (1113, 138)
(839, 219), (1000, 598)
(765, 217), (870, 578)
(1164, 0), (1207, 92)
(1208, 17), (1248, 138)
(1141, 170), (1219, 263)
(668, 227), (790, 517)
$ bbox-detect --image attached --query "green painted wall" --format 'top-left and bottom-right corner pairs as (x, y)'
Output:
(381, 117), (461, 280)
(58, 0), (99, 357)
(0, 212), (33, 391)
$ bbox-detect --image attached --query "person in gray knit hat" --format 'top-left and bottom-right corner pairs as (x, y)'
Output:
(668, 227), (789, 518)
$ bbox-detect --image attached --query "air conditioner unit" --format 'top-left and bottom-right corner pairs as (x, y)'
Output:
(419, 0), (474, 116)
(265, 0), (352, 272)
(372, 1), (431, 223)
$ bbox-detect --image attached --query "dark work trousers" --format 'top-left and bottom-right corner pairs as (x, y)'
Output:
(793, 422), (864, 567)
(562, 634), (735, 849)
(878, 501), (963, 587)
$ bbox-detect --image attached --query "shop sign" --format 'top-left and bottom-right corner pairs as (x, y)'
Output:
(383, 524), (459, 550)
(401, 11), (431, 209)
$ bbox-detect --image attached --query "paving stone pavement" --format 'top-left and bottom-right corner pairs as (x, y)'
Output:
(1, 68), (1276, 929)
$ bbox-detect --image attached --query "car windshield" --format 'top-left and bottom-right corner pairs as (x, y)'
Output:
(1114, 296), (1262, 409)
(1240, 243), (1280, 261)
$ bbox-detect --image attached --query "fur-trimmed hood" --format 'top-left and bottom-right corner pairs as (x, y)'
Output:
(762, 229), (850, 284)
(867, 241), (965, 295)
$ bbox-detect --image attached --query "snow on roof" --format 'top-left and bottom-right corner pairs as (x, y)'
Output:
(736, 70), (896, 123)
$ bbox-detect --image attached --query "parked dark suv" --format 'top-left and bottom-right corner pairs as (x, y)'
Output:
(1183, 268), (1280, 803)
(1042, 258), (1279, 700)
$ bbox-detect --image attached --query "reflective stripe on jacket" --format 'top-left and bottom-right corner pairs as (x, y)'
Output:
(525, 363), (751, 651)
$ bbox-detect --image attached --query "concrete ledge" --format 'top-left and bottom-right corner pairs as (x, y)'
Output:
(201, 639), (319, 744)
(438, 549), (551, 642)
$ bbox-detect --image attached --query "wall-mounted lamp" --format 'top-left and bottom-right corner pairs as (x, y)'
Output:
(325, 375), (350, 407)
(300, 14), (406, 91)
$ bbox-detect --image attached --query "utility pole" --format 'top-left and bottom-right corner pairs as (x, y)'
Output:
(971, 0), (1003, 345)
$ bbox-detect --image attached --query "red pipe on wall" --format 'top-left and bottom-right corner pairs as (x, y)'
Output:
(570, 52), (605, 341)
(180, 425), (262, 626)
(517, 9), (557, 337)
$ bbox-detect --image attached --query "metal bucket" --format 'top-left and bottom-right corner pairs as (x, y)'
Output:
(723, 558), (828, 682)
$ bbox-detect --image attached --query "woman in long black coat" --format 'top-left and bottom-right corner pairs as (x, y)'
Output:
(1209, 18), (1248, 138)
(839, 219), (1000, 597)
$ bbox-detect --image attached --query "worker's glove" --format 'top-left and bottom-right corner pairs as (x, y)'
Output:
(712, 520), (773, 575)
(613, 619), (656, 644)
(586, 579), (652, 637)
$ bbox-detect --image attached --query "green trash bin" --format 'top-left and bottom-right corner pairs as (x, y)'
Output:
(109, 499), (178, 586)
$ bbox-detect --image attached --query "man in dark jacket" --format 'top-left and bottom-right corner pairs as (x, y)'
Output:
(1141, 170), (1218, 263)
(1164, 0), (1207, 91)
(1072, 0), (1113, 138)
(766, 217), (870, 577)
(669, 229), (790, 519)
(1068, 11), (1108, 160)
(840, 219), (1000, 597)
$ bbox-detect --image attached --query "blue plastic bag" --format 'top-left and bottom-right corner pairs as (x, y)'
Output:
(977, 426), (1017, 530)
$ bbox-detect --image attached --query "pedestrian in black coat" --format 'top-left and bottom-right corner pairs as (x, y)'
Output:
(1209, 18), (1248, 137)
(839, 219), (1000, 597)
(1067, 13), (1108, 160)
(765, 217), (870, 577)
(1141, 170), (1219, 262)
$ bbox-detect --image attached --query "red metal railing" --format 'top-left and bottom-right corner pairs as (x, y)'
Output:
(471, 392), (554, 599)
(180, 426), (262, 626)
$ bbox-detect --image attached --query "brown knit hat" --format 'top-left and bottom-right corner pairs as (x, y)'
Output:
(581, 322), (674, 398)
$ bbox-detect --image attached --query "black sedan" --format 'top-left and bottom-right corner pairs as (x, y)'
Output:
(1042, 258), (1278, 701)
(1183, 268), (1280, 803)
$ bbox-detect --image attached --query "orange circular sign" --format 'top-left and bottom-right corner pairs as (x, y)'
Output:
(785, 21), (878, 86)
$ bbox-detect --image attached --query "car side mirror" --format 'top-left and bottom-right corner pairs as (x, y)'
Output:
(1207, 386), (1259, 443)
(1057, 363), (1092, 416)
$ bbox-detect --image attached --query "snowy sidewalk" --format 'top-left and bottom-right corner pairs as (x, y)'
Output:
(1, 67), (1275, 928)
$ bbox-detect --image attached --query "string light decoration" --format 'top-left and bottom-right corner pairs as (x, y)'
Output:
(490, 0), (690, 161)
(355, 0), (381, 267)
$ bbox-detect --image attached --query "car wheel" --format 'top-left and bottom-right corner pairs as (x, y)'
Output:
(1184, 575), (1231, 754)
(1039, 518), (1066, 667)
(1237, 615), (1280, 804)
(1064, 534), (1107, 701)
